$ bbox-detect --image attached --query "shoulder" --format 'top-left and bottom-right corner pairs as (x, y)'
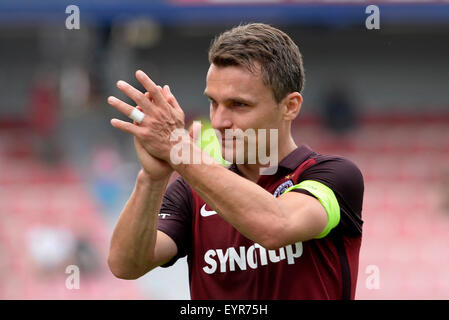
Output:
(303, 154), (364, 194)
(298, 153), (364, 235)
(158, 176), (194, 266)
(167, 175), (192, 194)
(163, 175), (193, 206)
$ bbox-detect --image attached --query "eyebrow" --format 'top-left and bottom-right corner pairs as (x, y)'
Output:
(203, 91), (256, 105)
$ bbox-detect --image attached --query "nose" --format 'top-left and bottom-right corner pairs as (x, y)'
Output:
(210, 104), (233, 133)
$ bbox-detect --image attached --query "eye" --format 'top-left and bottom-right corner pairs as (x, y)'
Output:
(209, 99), (218, 108)
(232, 101), (247, 108)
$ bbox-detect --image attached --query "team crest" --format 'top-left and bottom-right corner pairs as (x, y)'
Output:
(273, 180), (294, 198)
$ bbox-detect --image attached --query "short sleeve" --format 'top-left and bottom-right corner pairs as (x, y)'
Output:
(157, 176), (193, 267)
(285, 180), (341, 238)
(288, 156), (364, 237)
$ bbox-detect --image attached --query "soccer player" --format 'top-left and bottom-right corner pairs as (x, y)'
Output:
(107, 23), (364, 299)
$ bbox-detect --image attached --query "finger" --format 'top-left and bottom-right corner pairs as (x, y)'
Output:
(134, 106), (145, 126)
(162, 85), (169, 96)
(144, 91), (157, 107)
(166, 85), (182, 112)
(116, 80), (152, 112)
(161, 85), (174, 109)
(135, 70), (167, 108)
(145, 88), (165, 111)
(108, 96), (145, 121)
(110, 118), (143, 137)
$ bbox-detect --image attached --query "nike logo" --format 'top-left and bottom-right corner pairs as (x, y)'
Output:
(200, 204), (218, 217)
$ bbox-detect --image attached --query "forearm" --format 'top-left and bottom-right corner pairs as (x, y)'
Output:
(172, 143), (285, 249)
(108, 170), (169, 279)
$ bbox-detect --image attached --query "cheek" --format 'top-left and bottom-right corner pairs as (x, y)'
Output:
(250, 107), (280, 130)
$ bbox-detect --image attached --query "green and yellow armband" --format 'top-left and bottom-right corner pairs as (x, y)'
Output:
(284, 180), (340, 239)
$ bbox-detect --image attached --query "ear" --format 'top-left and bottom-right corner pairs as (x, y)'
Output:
(281, 92), (303, 121)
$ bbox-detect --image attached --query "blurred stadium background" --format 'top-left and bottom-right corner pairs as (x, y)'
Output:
(0, 0), (448, 300)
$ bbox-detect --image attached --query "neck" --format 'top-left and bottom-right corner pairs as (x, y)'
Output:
(236, 135), (297, 182)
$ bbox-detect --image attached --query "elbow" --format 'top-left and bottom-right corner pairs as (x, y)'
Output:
(255, 216), (294, 250)
(256, 225), (286, 251)
(258, 237), (284, 251)
(107, 255), (146, 280)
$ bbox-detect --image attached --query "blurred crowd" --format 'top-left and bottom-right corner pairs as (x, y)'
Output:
(0, 15), (448, 299)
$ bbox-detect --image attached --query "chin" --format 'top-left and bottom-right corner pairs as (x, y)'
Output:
(221, 148), (236, 164)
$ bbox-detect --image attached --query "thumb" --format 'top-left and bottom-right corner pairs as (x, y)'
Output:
(188, 121), (202, 143)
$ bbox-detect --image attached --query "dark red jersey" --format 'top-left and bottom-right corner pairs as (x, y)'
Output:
(157, 144), (364, 299)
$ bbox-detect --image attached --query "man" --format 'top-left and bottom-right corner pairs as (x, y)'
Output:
(107, 23), (364, 299)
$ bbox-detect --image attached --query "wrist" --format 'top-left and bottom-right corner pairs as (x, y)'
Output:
(167, 133), (195, 169)
(137, 169), (171, 187)
(169, 140), (218, 175)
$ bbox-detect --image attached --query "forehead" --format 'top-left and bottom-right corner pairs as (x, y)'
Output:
(205, 63), (271, 101)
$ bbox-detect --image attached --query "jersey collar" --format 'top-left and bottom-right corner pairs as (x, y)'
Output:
(277, 144), (315, 171)
(228, 144), (315, 176)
